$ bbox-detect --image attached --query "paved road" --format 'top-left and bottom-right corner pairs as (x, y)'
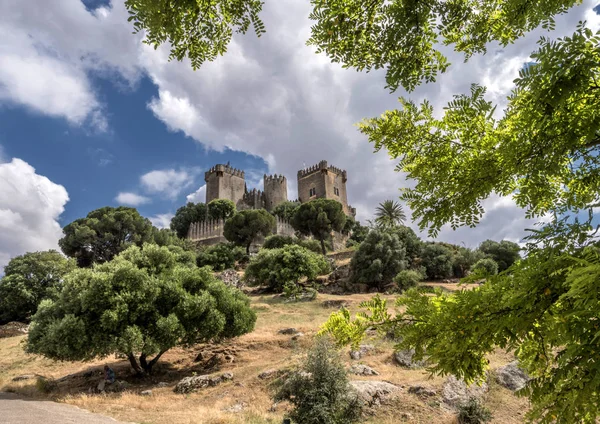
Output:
(0, 392), (129, 424)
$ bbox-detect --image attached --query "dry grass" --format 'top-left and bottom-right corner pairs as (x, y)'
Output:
(0, 289), (528, 424)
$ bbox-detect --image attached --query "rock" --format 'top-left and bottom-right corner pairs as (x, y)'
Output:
(408, 385), (437, 398)
(349, 364), (379, 376)
(223, 402), (247, 413)
(224, 354), (235, 362)
(140, 390), (152, 396)
(350, 381), (401, 407)
(0, 322), (28, 338)
(291, 333), (304, 340)
(321, 300), (350, 309)
(496, 361), (529, 391)
(278, 328), (298, 335)
(218, 269), (242, 288)
(394, 349), (427, 369)
(174, 373), (234, 394)
(12, 375), (36, 382)
(258, 369), (279, 380)
(156, 382), (168, 388)
(194, 351), (205, 362)
(400, 412), (414, 420)
(441, 375), (488, 408)
(349, 344), (375, 360)
(204, 353), (225, 370)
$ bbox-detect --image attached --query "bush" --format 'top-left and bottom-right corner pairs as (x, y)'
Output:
(471, 258), (499, 276)
(244, 245), (331, 292)
(263, 235), (323, 254)
(224, 209), (276, 254)
(274, 337), (362, 424)
(345, 239), (359, 249)
(394, 270), (422, 292)
(477, 240), (521, 272)
(26, 244), (256, 375)
(350, 230), (407, 291)
(391, 226), (423, 267)
(282, 283), (318, 302)
(452, 247), (486, 278)
(421, 243), (455, 280)
(196, 243), (237, 271)
(457, 397), (492, 424)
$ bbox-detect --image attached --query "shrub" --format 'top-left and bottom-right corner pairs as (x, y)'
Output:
(457, 397), (492, 424)
(345, 239), (359, 249)
(292, 199), (346, 254)
(282, 283), (318, 302)
(196, 243), (237, 271)
(263, 235), (323, 254)
(350, 229), (406, 291)
(452, 247), (486, 278)
(477, 240), (521, 272)
(207, 199), (236, 220)
(224, 209), (276, 254)
(274, 337), (362, 424)
(244, 245), (330, 292)
(394, 270), (422, 292)
(298, 239), (324, 254)
(421, 243), (454, 280)
(26, 244), (256, 375)
(391, 226), (423, 267)
(471, 258), (499, 276)
(36, 377), (57, 394)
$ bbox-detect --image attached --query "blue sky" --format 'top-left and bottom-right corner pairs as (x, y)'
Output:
(0, 0), (599, 269)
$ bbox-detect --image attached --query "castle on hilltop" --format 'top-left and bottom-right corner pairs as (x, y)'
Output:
(204, 160), (356, 216)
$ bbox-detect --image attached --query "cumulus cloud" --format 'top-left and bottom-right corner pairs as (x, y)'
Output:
(140, 168), (196, 199)
(115, 192), (151, 207)
(0, 159), (69, 271)
(149, 213), (174, 229)
(186, 185), (207, 204)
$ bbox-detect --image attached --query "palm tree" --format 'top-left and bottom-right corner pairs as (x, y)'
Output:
(374, 200), (406, 228)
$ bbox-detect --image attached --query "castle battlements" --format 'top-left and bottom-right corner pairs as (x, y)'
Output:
(205, 163), (245, 181)
(297, 160), (347, 179)
(264, 174), (286, 184)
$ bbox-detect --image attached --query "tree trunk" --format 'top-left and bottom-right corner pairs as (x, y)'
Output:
(127, 353), (144, 376)
(246, 241), (251, 255)
(138, 351), (168, 374)
(320, 238), (326, 255)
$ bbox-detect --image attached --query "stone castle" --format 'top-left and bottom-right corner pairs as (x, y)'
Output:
(204, 160), (355, 216)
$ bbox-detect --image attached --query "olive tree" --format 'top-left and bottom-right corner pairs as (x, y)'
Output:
(224, 209), (275, 254)
(292, 199), (346, 255)
(26, 244), (256, 375)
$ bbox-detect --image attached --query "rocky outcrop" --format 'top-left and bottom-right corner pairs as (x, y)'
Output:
(350, 381), (401, 407)
(393, 349), (427, 369)
(441, 375), (488, 408)
(218, 269), (242, 288)
(174, 372), (233, 394)
(349, 364), (380, 376)
(0, 322), (28, 338)
(349, 344), (375, 360)
(496, 361), (529, 391)
(408, 385), (437, 398)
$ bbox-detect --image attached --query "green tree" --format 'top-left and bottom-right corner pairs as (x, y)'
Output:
(207, 199), (236, 221)
(0, 251), (76, 324)
(59, 206), (154, 267)
(350, 229), (406, 291)
(292, 199), (346, 255)
(374, 200), (406, 228)
(471, 258), (499, 276)
(244, 244), (330, 292)
(421, 243), (454, 280)
(394, 270), (422, 293)
(272, 201), (300, 221)
(346, 219), (369, 244)
(170, 202), (207, 239)
(391, 225), (423, 268)
(26, 244), (256, 375)
(478, 240), (521, 272)
(224, 209), (275, 254)
(196, 243), (243, 271)
(274, 337), (362, 424)
(151, 227), (195, 251)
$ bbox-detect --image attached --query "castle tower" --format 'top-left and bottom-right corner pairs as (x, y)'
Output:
(204, 163), (246, 208)
(263, 174), (288, 211)
(297, 160), (354, 216)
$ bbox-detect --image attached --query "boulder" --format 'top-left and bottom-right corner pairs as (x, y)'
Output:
(394, 349), (427, 369)
(156, 382), (169, 388)
(441, 375), (488, 408)
(350, 380), (400, 407)
(258, 369), (279, 380)
(322, 300), (350, 309)
(408, 385), (437, 398)
(291, 333), (304, 340)
(278, 328), (298, 335)
(140, 390), (152, 396)
(349, 364), (379, 376)
(12, 375), (36, 382)
(203, 353), (225, 370)
(496, 361), (529, 391)
(174, 373), (234, 394)
(218, 269), (242, 288)
(349, 344), (375, 360)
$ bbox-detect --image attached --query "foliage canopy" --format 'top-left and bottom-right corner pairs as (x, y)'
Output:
(292, 199), (346, 255)
(207, 199), (236, 221)
(224, 209), (275, 254)
(170, 202), (207, 239)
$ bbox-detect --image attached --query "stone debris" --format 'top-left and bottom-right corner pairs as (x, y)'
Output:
(140, 390), (152, 396)
(174, 373), (234, 394)
(496, 361), (530, 391)
(349, 364), (380, 376)
(350, 380), (401, 407)
(394, 349), (427, 369)
(0, 322), (28, 338)
(156, 382), (169, 388)
(349, 344), (375, 360)
(408, 385), (437, 398)
(291, 333), (304, 340)
(258, 369), (280, 380)
(218, 269), (243, 288)
(278, 328), (298, 335)
(321, 299), (350, 309)
(441, 375), (488, 408)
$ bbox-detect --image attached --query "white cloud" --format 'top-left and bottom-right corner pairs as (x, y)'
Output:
(149, 213), (174, 229)
(0, 158), (69, 271)
(186, 185), (207, 204)
(115, 192), (151, 206)
(140, 168), (195, 199)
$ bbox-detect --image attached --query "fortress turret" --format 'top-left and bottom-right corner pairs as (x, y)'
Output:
(204, 163), (246, 207)
(297, 160), (354, 216)
(263, 174), (288, 211)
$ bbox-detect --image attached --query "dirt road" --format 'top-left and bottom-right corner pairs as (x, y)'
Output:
(0, 392), (129, 424)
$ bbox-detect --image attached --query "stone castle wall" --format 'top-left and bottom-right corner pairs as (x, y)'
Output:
(188, 216), (295, 244)
(263, 174), (288, 211)
(205, 164), (246, 207)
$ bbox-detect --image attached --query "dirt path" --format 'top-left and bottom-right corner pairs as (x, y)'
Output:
(0, 392), (130, 424)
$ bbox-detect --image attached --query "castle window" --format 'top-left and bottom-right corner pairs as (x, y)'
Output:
(334, 187), (339, 196)
(309, 187), (316, 197)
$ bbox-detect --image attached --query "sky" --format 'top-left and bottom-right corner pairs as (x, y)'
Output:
(0, 0), (599, 270)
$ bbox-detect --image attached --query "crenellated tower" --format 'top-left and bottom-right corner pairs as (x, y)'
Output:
(297, 160), (355, 216)
(263, 174), (288, 211)
(204, 163), (246, 208)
